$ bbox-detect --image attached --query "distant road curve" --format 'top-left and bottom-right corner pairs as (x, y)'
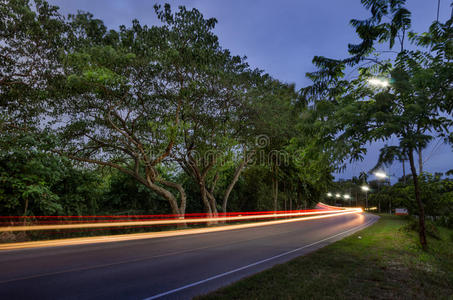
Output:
(0, 211), (378, 299)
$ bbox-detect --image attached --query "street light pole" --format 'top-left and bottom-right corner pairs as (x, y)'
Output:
(374, 171), (388, 213)
(378, 183), (381, 212)
(365, 190), (368, 210)
(344, 194), (351, 207)
(361, 185), (369, 211)
(386, 176), (393, 214)
(326, 192), (332, 205)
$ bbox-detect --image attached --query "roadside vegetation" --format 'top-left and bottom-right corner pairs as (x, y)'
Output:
(1, 0), (452, 247)
(197, 215), (453, 299)
(329, 173), (453, 228)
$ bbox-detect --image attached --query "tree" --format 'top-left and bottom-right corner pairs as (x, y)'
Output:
(303, 0), (452, 248)
(246, 77), (301, 211)
(156, 6), (257, 215)
(0, 0), (66, 132)
(54, 7), (192, 217)
(1, 0), (349, 220)
(0, 132), (104, 216)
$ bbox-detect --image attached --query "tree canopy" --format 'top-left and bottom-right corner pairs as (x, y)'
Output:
(1, 0), (451, 247)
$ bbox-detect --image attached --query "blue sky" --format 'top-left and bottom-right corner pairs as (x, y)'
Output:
(48, 0), (453, 181)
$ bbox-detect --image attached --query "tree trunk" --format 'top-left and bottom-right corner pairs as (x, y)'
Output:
(222, 158), (247, 213)
(273, 174), (279, 212)
(146, 176), (181, 216)
(408, 149), (427, 248)
(199, 180), (213, 215)
(283, 181), (286, 211)
(210, 172), (219, 195)
(23, 197), (29, 225)
(23, 198), (29, 217)
(161, 180), (187, 216)
(160, 180), (187, 228)
(402, 159), (406, 184)
(418, 147), (423, 175)
(206, 191), (218, 215)
(185, 159), (215, 217)
(202, 185), (217, 225)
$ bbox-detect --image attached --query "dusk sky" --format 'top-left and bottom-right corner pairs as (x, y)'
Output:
(48, 0), (453, 181)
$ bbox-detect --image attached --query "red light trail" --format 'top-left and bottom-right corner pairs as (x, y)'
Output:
(0, 203), (363, 250)
(0, 204), (361, 232)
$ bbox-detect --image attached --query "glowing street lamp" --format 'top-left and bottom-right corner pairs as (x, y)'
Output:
(343, 194), (351, 207)
(374, 171), (388, 212)
(335, 193), (341, 198)
(361, 185), (369, 210)
(326, 192), (333, 204)
(368, 78), (389, 88)
(374, 171), (388, 179)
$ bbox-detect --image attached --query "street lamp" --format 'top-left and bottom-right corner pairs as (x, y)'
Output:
(374, 171), (388, 213)
(374, 171), (388, 179)
(335, 193), (341, 205)
(326, 192), (332, 204)
(368, 77), (389, 88)
(344, 194), (351, 207)
(361, 185), (369, 210)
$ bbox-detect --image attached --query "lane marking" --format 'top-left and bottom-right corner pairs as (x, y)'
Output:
(143, 216), (379, 300)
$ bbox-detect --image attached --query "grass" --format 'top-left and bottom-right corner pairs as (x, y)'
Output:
(196, 215), (453, 300)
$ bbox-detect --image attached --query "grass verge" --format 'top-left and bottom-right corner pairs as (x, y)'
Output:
(196, 215), (453, 299)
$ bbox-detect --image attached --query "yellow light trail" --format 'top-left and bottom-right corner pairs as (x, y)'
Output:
(0, 209), (362, 251)
(0, 208), (362, 232)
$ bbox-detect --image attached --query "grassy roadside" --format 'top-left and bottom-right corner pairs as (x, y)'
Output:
(196, 215), (453, 299)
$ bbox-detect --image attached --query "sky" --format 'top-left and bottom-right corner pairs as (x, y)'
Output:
(47, 0), (453, 181)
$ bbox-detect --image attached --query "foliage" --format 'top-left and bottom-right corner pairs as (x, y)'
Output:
(0, 133), (103, 216)
(302, 0), (453, 247)
(1, 0), (450, 226)
(0, 0), (66, 131)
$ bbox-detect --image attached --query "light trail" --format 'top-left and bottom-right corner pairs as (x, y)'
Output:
(0, 207), (333, 219)
(0, 208), (362, 251)
(0, 207), (361, 232)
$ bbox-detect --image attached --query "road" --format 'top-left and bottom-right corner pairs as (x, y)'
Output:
(0, 212), (378, 300)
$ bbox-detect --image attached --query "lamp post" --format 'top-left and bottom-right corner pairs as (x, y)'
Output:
(374, 171), (388, 213)
(326, 192), (332, 204)
(361, 185), (370, 210)
(368, 78), (395, 213)
(344, 194), (351, 207)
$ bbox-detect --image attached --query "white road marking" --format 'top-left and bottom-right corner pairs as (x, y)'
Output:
(143, 216), (378, 300)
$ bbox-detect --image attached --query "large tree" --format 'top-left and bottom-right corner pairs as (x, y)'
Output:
(55, 7), (193, 216)
(54, 4), (265, 218)
(154, 5), (258, 215)
(303, 0), (452, 247)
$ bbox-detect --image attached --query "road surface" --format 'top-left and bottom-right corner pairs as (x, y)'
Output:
(0, 212), (378, 300)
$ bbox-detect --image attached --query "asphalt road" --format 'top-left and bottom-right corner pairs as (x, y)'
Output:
(0, 212), (378, 300)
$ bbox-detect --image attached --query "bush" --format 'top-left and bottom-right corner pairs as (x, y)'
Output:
(401, 217), (440, 240)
